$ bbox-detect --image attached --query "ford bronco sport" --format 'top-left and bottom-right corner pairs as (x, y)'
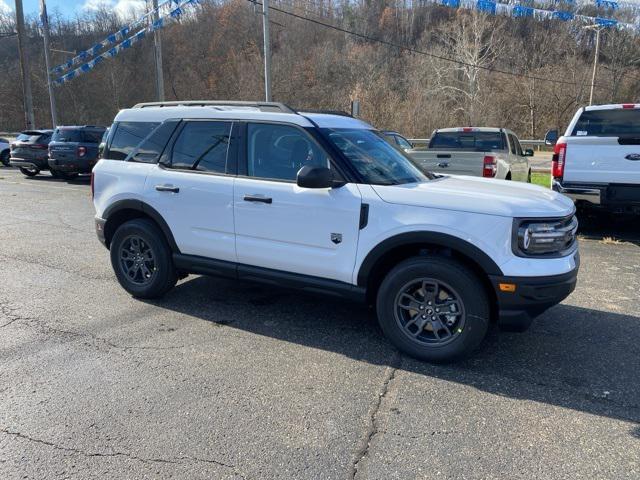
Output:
(93, 101), (579, 362)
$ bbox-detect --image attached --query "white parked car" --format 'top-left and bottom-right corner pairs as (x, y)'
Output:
(549, 103), (640, 215)
(93, 101), (579, 362)
(408, 127), (532, 182)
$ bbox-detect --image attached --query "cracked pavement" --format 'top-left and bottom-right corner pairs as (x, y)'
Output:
(0, 168), (639, 479)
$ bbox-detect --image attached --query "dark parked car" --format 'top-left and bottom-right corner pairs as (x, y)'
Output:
(48, 126), (107, 179)
(10, 130), (54, 176)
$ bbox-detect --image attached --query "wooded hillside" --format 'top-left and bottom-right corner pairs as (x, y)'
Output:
(1, 0), (639, 137)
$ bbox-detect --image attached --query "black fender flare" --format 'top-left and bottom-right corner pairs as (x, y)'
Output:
(102, 199), (180, 253)
(357, 231), (503, 287)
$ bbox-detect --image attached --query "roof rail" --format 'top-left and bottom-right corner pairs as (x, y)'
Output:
(299, 109), (352, 117)
(131, 100), (297, 114)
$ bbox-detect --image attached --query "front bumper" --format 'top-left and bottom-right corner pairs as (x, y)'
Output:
(552, 179), (601, 205)
(490, 257), (579, 332)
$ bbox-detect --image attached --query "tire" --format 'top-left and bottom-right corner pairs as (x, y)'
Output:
(376, 256), (490, 363)
(110, 218), (177, 299)
(19, 167), (39, 177)
(0, 150), (9, 167)
(50, 169), (61, 178)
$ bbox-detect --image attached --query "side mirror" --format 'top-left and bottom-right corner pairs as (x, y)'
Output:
(524, 148), (534, 157)
(297, 166), (338, 189)
(544, 129), (558, 146)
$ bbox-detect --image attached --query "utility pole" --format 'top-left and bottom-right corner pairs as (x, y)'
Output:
(262, 0), (272, 101)
(15, 0), (35, 129)
(152, 0), (165, 101)
(585, 24), (603, 106)
(40, 0), (58, 127)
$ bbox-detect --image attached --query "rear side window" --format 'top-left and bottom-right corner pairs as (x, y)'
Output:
(509, 133), (518, 155)
(108, 122), (160, 160)
(395, 135), (413, 149)
(429, 132), (505, 151)
(126, 121), (179, 163)
(169, 121), (232, 173)
(82, 130), (106, 143)
(572, 109), (640, 137)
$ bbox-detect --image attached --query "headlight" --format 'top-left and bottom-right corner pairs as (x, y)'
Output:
(514, 215), (578, 256)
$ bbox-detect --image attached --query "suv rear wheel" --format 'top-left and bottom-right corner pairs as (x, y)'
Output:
(110, 219), (177, 298)
(0, 150), (9, 166)
(376, 256), (490, 362)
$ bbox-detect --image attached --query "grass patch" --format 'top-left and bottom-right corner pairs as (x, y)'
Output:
(531, 172), (550, 188)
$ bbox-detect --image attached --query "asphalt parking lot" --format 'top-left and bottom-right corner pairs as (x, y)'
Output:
(0, 168), (639, 479)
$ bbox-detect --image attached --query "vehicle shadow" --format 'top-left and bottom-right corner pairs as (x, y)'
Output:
(577, 209), (640, 244)
(147, 275), (640, 432)
(18, 173), (91, 185)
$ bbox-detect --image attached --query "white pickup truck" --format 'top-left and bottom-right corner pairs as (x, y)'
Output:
(407, 127), (533, 182)
(550, 104), (640, 215)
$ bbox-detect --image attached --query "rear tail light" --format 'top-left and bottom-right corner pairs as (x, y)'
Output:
(482, 155), (497, 178)
(78, 146), (87, 157)
(90, 171), (95, 199)
(552, 142), (567, 179)
(622, 103), (637, 109)
(31, 144), (47, 150)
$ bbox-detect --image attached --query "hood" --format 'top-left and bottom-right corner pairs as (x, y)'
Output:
(371, 175), (575, 218)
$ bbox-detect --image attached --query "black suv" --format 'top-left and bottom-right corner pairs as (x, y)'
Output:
(48, 126), (107, 179)
(10, 130), (54, 177)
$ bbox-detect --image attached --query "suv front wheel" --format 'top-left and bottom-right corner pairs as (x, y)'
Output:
(110, 219), (177, 298)
(376, 256), (490, 362)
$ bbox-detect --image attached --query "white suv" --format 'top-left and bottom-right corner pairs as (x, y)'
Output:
(93, 101), (579, 362)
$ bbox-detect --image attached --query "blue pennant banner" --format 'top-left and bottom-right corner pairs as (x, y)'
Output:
(425, 0), (639, 33)
(51, 0), (184, 75)
(54, 0), (197, 85)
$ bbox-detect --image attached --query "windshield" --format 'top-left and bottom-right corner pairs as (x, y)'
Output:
(322, 128), (429, 185)
(429, 131), (504, 151)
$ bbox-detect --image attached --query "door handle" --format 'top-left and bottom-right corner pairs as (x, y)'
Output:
(437, 162), (450, 168)
(155, 184), (180, 193)
(243, 194), (272, 204)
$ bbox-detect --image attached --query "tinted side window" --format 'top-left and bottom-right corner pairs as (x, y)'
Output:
(170, 121), (232, 172)
(247, 123), (329, 181)
(395, 135), (413, 149)
(507, 134), (517, 154)
(128, 121), (179, 163)
(513, 136), (523, 156)
(82, 130), (106, 143)
(108, 122), (160, 160)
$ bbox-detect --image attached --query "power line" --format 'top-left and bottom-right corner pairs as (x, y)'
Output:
(248, 0), (610, 88)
